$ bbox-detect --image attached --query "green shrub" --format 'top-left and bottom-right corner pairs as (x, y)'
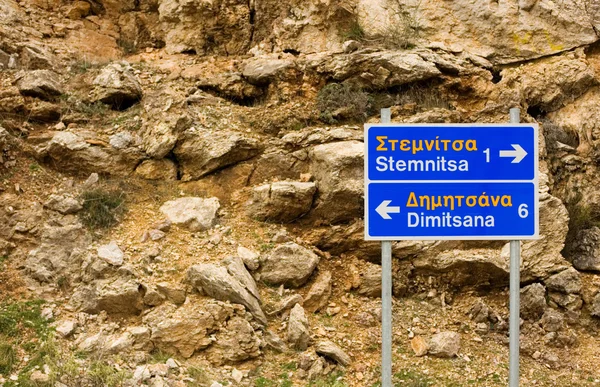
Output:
(88, 362), (129, 387)
(0, 342), (16, 374)
(317, 83), (371, 123)
(79, 188), (126, 230)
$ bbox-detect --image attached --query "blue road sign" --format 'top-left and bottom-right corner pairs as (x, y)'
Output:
(364, 124), (539, 240)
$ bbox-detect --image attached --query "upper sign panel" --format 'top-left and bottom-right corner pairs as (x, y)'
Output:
(366, 124), (538, 181)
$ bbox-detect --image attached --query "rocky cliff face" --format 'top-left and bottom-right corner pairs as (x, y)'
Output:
(2, 0), (600, 386)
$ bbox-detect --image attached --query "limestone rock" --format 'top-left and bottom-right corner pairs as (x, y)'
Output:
(39, 131), (144, 175)
(308, 50), (441, 89)
(158, 0), (252, 55)
(30, 371), (49, 383)
(544, 268), (581, 295)
(159, 197), (220, 232)
(315, 340), (350, 366)
(143, 285), (166, 306)
(128, 326), (153, 351)
(264, 330), (287, 353)
(75, 278), (144, 315)
(174, 129), (260, 181)
(135, 159), (178, 181)
(358, 0), (598, 64)
(91, 63), (143, 110)
(304, 271), (332, 313)
(141, 116), (190, 159)
(358, 264), (382, 298)
(223, 256), (261, 302)
(20, 44), (57, 70)
(500, 50), (596, 112)
(29, 101), (61, 122)
(56, 320), (77, 338)
(25, 223), (91, 283)
(520, 283), (547, 320)
(591, 293), (600, 318)
(267, 294), (303, 316)
(143, 299), (235, 358)
(15, 70), (63, 100)
(307, 357), (326, 381)
(246, 181), (316, 223)
(237, 246), (260, 271)
(411, 336), (428, 357)
(428, 332), (460, 358)
(66, 1), (91, 19)
(288, 304), (310, 351)
(194, 72), (262, 101)
(106, 332), (134, 354)
(187, 263), (267, 325)
(541, 309), (564, 333)
(242, 57), (294, 85)
(570, 227), (600, 272)
(97, 241), (124, 266)
(43, 194), (82, 214)
(156, 282), (187, 305)
(206, 316), (261, 364)
(260, 242), (320, 288)
(309, 141), (363, 223)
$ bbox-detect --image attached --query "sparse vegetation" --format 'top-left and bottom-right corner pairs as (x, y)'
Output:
(317, 83), (372, 123)
(541, 118), (579, 152)
(88, 361), (129, 387)
(378, 0), (423, 49)
(562, 196), (600, 258)
(343, 20), (365, 41)
(0, 342), (16, 374)
(310, 371), (348, 387)
(79, 188), (127, 230)
(393, 369), (433, 386)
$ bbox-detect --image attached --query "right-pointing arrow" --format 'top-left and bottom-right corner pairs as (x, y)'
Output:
(376, 200), (401, 220)
(499, 144), (527, 163)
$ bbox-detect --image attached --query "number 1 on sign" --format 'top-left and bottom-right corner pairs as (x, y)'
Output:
(484, 148), (490, 162)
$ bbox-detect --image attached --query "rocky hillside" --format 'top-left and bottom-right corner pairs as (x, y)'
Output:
(2, 0), (600, 386)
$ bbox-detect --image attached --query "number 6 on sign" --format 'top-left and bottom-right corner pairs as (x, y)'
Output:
(518, 204), (528, 218)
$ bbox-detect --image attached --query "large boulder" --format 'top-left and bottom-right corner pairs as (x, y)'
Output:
(91, 63), (143, 110)
(140, 116), (191, 159)
(187, 263), (267, 325)
(143, 298), (235, 358)
(15, 70), (63, 100)
(246, 181), (316, 223)
(38, 131), (144, 176)
(174, 129), (260, 181)
(242, 57), (295, 86)
(358, 0), (599, 65)
(159, 197), (220, 232)
(260, 242), (319, 288)
(309, 141), (364, 223)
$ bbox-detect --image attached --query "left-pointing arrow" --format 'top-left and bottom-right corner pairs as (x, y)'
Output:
(376, 200), (401, 220)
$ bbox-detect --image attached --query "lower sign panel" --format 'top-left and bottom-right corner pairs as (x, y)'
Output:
(366, 182), (538, 240)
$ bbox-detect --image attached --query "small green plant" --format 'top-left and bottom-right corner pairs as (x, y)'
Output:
(317, 83), (371, 123)
(310, 371), (348, 387)
(255, 376), (276, 387)
(393, 369), (433, 387)
(88, 362), (129, 387)
(79, 188), (126, 230)
(28, 163), (41, 173)
(187, 366), (210, 385)
(0, 342), (16, 374)
(281, 362), (297, 371)
(343, 20), (365, 41)
(0, 300), (51, 339)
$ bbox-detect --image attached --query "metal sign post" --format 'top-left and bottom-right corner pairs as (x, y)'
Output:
(509, 107), (521, 387)
(380, 108), (393, 387)
(365, 108), (537, 387)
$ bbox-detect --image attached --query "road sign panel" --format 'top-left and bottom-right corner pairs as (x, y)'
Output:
(366, 124), (537, 181)
(364, 124), (539, 240)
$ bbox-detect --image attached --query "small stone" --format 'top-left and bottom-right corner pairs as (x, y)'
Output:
(54, 122), (66, 130)
(304, 271), (332, 313)
(166, 358), (179, 369)
(30, 370), (49, 383)
(411, 336), (428, 357)
(237, 246), (260, 271)
(109, 132), (133, 150)
(149, 229), (166, 241)
(97, 241), (124, 266)
(315, 340), (351, 366)
(271, 229), (291, 243)
(84, 173), (99, 187)
(56, 320), (77, 338)
(231, 369), (244, 383)
(288, 304), (310, 351)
